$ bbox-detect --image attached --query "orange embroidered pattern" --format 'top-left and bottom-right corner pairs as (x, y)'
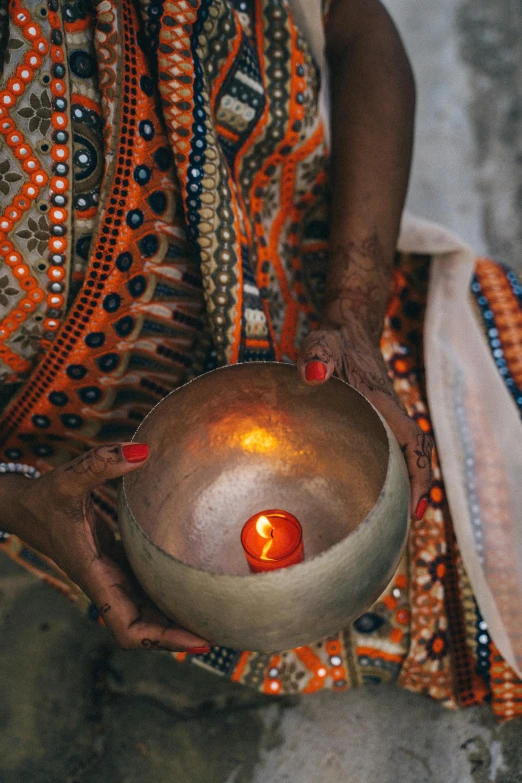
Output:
(0, 1), (49, 375)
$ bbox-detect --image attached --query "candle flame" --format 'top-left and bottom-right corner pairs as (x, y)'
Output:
(255, 514), (274, 561)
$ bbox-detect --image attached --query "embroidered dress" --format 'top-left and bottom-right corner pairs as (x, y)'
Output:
(1, 0), (522, 721)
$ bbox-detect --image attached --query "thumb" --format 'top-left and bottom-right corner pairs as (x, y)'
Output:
(54, 443), (149, 496)
(297, 329), (336, 385)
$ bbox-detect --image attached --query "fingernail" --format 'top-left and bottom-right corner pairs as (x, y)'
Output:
(122, 443), (149, 463)
(415, 497), (428, 520)
(187, 645), (211, 654)
(305, 361), (327, 381)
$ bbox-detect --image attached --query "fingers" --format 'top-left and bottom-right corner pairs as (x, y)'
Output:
(85, 555), (211, 653)
(297, 329), (337, 385)
(37, 448), (209, 653)
(388, 413), (433, 516)
(403, 428), (434, 519)
(53, 443), (150, 496)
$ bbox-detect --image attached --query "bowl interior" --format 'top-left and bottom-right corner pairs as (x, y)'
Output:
(124, 363), (389, 575)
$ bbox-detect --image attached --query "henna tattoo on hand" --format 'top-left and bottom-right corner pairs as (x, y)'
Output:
(302, 336), (334, 366)
(346, 361), (394, 398)
(141, 638), (169, 651)
(64, 445), (123, 477)
(413, 432), (434, 470)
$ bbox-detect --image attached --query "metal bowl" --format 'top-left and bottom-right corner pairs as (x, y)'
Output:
(118, 362), (409, 651)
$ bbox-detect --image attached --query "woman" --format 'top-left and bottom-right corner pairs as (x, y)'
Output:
(1, 0), (521, 718)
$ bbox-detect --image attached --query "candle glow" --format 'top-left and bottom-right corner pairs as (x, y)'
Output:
(241, 509), (304, 573)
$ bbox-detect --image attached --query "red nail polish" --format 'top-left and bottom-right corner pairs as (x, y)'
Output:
(122, 444), (149, 463)
(415, 497), (428, 520)
(187, 646), (211, 654)
(305, 361), (327, 381)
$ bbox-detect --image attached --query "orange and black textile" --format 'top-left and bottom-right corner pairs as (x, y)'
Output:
(1, 0), (522, 719)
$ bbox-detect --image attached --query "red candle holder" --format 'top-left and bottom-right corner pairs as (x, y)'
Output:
(241, 509), (304, 573)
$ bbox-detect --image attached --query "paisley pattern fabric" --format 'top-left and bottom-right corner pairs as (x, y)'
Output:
(1, 0), (522, 721)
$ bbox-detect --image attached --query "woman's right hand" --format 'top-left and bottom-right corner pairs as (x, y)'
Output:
(1, 443), (211, 654)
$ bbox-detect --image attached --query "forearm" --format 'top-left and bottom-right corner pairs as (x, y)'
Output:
(323, 0), (415, 339)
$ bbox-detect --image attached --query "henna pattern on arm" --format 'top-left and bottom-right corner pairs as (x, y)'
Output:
(324, 233), (392, 339)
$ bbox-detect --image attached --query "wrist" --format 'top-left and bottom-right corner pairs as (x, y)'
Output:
(320, 300), (384, 344)
(323, 235), (391, 341)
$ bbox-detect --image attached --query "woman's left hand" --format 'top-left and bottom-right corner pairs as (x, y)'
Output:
(297, 319), (433, 519)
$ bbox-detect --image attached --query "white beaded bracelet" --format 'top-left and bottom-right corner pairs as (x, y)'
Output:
(0, 462), (41, 479)
(0, 462), (40, 540)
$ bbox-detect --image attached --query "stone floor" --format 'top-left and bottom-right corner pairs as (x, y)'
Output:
(2, 558), (522, 783)
(2, 0), (522, 781)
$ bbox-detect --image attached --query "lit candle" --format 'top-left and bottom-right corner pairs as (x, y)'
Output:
(241, 509), (304, 573)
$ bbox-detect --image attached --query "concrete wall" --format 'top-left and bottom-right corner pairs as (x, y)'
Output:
(385, 0), (522, 272)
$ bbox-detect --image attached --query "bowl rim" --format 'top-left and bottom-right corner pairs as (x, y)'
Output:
(120, 361), (397, 580)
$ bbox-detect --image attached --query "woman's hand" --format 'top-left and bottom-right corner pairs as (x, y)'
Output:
(1, 444), (210, 653)
(297, 319), (433, 519)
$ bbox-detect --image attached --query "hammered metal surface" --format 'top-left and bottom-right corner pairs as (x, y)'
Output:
(120, 363), (410, 651)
